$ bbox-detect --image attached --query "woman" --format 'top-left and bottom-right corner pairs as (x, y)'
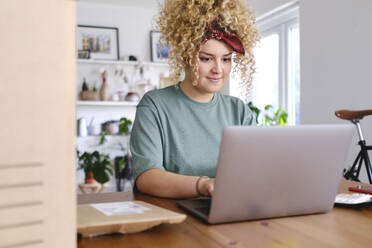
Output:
(130, 0), (260, 198)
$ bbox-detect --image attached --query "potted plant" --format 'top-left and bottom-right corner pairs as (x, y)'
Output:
(99, 117), (132, 145)
(79, 77), (100, 101)
(78, 150), (113, 184)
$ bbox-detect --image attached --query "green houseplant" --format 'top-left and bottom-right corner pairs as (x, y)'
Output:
(78, 151), (113, 184)
(99, 117), (132, 145)
(247, 102), (288, 126)
(118, 117), (132, 135)
(262, 104), (288, 126)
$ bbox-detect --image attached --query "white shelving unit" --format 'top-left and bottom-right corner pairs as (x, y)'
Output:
(77, 100), (138, 107)
(76, 59), (169, 160)
(77, 59), (169, 68)
(76, 58), (169, 103)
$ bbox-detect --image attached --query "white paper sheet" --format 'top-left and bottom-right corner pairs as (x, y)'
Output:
(90, 201), (150, 216)
(335, 193), (372, 204)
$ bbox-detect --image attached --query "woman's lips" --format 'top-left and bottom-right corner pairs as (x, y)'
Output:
(207, 77), (221, 83)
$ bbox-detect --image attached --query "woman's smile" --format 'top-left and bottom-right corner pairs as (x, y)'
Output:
(206, 76), (222, 83)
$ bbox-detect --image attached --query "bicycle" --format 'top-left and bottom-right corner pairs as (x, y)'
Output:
(335, 109), (372, 183)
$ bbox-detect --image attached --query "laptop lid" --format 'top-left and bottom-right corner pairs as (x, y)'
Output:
(208, 124), (354, 224)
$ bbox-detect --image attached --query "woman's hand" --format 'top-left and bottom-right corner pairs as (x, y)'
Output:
(198, 177), (215, 196)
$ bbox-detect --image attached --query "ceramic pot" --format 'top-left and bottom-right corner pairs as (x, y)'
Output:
(104, 122), (119, 135)
(125, 92), (140, 102)
(85, 171), (97, 184)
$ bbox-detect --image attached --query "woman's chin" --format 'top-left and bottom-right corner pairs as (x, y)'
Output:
(202, 81), (225, 92)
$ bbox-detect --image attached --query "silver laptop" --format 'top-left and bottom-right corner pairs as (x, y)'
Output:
(177, 125), (355, 224)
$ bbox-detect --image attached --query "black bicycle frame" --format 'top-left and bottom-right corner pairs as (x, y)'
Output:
(343, 118), (372, 184)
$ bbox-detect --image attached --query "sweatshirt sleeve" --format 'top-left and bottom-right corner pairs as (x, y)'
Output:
(237, 99), (257, 126)
(243, 104), (257, 126)
(129, 95), (165, 182)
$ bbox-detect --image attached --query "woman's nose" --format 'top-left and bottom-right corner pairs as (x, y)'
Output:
(211, 61), (222, 74)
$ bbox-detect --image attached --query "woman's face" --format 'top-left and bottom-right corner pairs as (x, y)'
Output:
(188, 39), (233, 97)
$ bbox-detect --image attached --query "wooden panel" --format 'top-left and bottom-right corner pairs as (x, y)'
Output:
(0, 204), (45, 227)
(6, 243), (45, 248)
(0, 184), (45, 206)
(0, 163), (43, 184)
(0, 241), (45, 248)
(0, 162), (45, 208)
(0, 223), (44, 248)
(0, 163), (46, 248)
(0, 1), (76, 248)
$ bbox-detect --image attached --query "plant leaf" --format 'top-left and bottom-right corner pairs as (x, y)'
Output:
(92, 167), (111, 184)
(99, 130), (108, 145)
(118, 159), (125, 172)
(264, 104), (273, 110)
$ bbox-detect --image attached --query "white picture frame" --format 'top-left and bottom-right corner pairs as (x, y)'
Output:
(150, 31), (169, 63)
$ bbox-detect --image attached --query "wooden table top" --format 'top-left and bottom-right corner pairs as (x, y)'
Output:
(77, 180), (372, 248)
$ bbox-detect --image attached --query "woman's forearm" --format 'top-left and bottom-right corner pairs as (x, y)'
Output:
(136, 168), (210, 199)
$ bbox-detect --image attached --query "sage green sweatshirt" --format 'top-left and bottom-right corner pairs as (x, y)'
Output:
(130, 84), (255, 181)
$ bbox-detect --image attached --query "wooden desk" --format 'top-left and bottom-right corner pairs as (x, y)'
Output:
(77, 180), (372, 248)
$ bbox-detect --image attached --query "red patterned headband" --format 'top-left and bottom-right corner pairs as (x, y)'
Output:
(202, 21), (245, 55)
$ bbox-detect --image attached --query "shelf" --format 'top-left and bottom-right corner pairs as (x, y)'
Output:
(77, 134), (130, 139)
(77, 101), (138, 107)
(77, 59), (169, 68)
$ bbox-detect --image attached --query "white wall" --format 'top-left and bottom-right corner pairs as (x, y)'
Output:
(249, 0), (372, 182)
(77, 2), (158, 61)
(300, 0), (372, 125)
(247, 0), (293, 15)
(300, 0), (372, 182)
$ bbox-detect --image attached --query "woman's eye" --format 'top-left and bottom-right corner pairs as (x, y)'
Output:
(200, 57), (211, 62)
(223, 57), (232, 62)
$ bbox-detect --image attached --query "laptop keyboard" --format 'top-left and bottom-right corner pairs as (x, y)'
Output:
(195, 205), (210, 216)
(177, 197), (212, 219)
(194, 198), (211, 216)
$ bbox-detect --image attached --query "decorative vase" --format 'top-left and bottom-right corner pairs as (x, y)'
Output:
(99, 71), (109, 101)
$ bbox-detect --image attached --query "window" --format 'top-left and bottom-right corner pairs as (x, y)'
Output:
(230, 2), (300, 125)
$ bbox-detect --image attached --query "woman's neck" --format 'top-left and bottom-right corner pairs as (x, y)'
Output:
(180, 80), (214, 103)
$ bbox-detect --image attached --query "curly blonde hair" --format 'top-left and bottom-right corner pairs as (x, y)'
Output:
(157, 0), (260, 96)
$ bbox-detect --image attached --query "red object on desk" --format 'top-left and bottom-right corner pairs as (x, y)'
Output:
(349, 185), (372, 194)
